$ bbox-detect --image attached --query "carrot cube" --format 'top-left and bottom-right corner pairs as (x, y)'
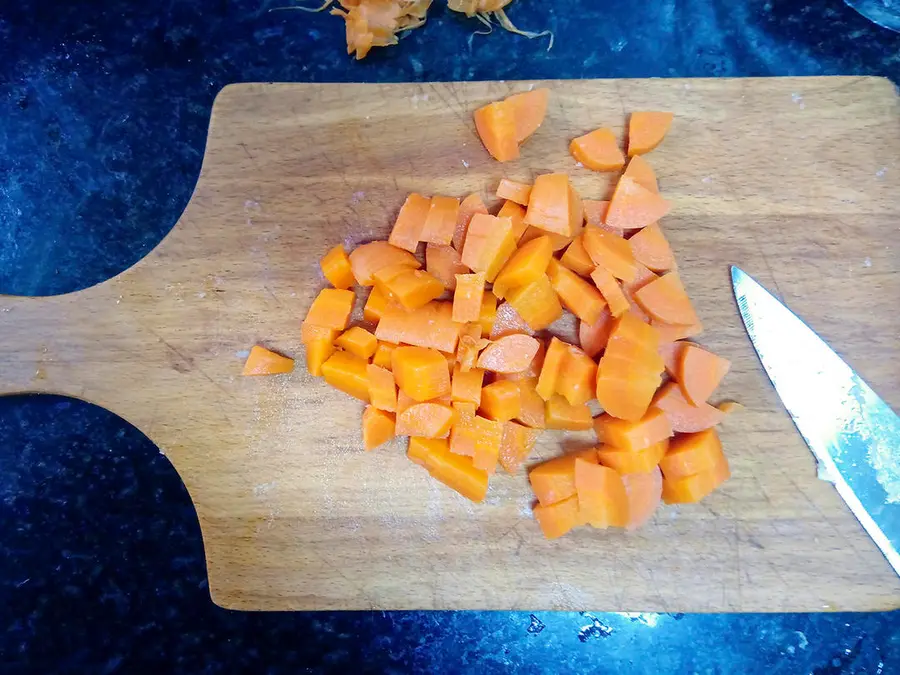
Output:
(362, 406), (395, 451)
(395, 402), (455, 439)
(349, 240), (420, 287)
(366, 364), (397, 412)
(574, 458), (628, 528)
(306, 339), (335, 377)
(569, 128), (625, 172)
(452, 271), (486, 323)
(426, 243), (469, 290)
(560, 235), (595, 277)
(304, 288), (355, 331)
(545, 395), (593, 431)
(479, 380), (521, 422)
(242, 345), (294, 376)
(605, 175), (671, 231)
(555, 343), (597, 406)
(590, 267), (630, 318)
(461, 213), (517, 283)
(533, 495), (581, 539)
(523, 173), (583, 237)
(492, 235), (553, 300)
(372, 341), (396, 370)
(596, 440), (668, 474)
(391, 346), (452, 402)
(547, 258), (607, 325)
(321, 351), (370, 401)
(335, 326), (378, 360)
(497, 200), (528, 242)
(472, 415), (504, 474)
(505, 275), (563, 331)
(498, 421), (541, 474)
(451, 364), (484, 406)
(419, 195), (460, 246)
(320, 244), (355, 289)
(496, 178), (532, 205)
(408, 436), (445, 467)
(389, 192), (430, 253)
(529, 449), (599, 506)
(594, 407), (673, 451)
(473, 100), (519, 163)
(582, 225), (637, 283)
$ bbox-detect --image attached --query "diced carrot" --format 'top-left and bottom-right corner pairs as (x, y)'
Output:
(622, 155), (659, 193)
(380, 268), (445, 311)
(634, 272), (700, 326)
(605, 175), (672, 231)
(426, 243), (469, 291)
(419, 195), (460, 246)
(578, 308), (614, 359)
(519, 225), (575, 252)
(596, 440), (668, 474)
(449, 401), (478, 456)
(301, 322), (339, 345)
(583, 225), (637, 282)
(320, 244), (355, 289)
(473, 100), (519, 162)
(622, 467), (662, 530)
(461, 213), (517, 283)
(506, 88), (549, 143)
(497, 200), (528, 242)
(629, 223), (674, 273)
(590, 267), (630, 318)
(392, 346), (452, 402)
(595, 365), (661, 422)
(594, 407), (672, 451)
(535, 337), (568, 401)
(372, 341), (396, 370)
(372, 262), (417, 301)
(498, 421), (541, 474)
(583, 200), (618, 232)
(242, 345), (294, 376)
(546, 258), (607, 325)
(472, 415), (504, 474)
(426, 444), (490, 502)
(659, 428), (724, 480)
(321, 351), (370, 401)
(628, 111), (674, 156)
(453, 193), (489, 251)
(367, 363), (397, 412)
(490, 302), (535, 339)
(395, 402), (456, 439)
(389, 192), (430, 253)
(533, 496), (581, 539)
(362, 406), (395, 451)
(305, 288), (356, 331)
(492, 235), (553, 300)
(569, 128), (626, 171)
(306, 339), (335, 377)
(523, 173), (583, 237)
(408, 436), (442, 467)
(363, 286), (390, 324)
(560, 235), (595, 277)
(335, 326), (378, 360)
(658, 340), (687, 377)
(653, 382), (725, 433)
(516, 378), (547, 429)
(457, 323), (490, 371)
(545, 395), (593, 431)
(662, 455), (730, 504)
(677, 344), (731, 406)
(574, 459), (629, 528)
(349, 241), (420, 286)
(477, 334), (541, 374)
(480, 380), (521, 422)
(496, 178), (532, 205)
(375, 301), (461, 353)
(478, 292), (498, 337)
(604, 312), (664, 370)
(620, 261), (658, 322)
(452, 271), (486, 323)
(555, 343), (597, 407)
(652, 320), (704, 342)
(451, 363), (484, 406)
(529, 449), (598, 506)
(505, 274), (563, 331)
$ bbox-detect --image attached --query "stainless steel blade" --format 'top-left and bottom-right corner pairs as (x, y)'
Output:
(732, 266), (900, 576)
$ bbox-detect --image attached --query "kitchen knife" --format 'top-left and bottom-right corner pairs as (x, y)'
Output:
(732, 266), (900, 576)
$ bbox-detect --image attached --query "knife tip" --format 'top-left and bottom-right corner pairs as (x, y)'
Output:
(730, 265), (743, 283)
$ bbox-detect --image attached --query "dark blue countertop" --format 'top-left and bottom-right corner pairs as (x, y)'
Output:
(1, 1), (899, 672)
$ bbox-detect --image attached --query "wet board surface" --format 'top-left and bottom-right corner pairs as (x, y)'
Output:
(1, 77), (899, 611)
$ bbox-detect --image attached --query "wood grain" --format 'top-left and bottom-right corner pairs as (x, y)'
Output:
(1, 78), (899, 612)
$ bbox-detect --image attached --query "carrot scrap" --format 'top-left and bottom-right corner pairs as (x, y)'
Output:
(505, 274), (563, 331)
(574, 458), (629, 528)
(545, 395), (593, 431)
(490, 301), (535, 339)
(451, 363), (484, 406)
(569, 128), (626, 172)
(331, 0), (432, 61)
(497, 199), (528, 242)
(335, 326), (378, 360)
(375, 301), (461, 352)
(305, 288), (356, 331)
(529, 449), (598, 507)
(596, 440), (668, 475)
(523, 173), (583, 237)
(498, 421), (541, 474)
(634, 272), (700, 326)
(492, 235), (552, 300)
(457, 323), (490, 371)
(496, 178), (532, 205)
(605, 175), (671, 231)
(477, 334), (541, 374)
(505, 88), (549, 143)
(628, 111), (674, 156)
(622, 468), (662, 530)
(560, 235), (595, 277)
(677, 344), (731, 406)
(583, 225), (637, 283)
(653, 382), (725, 433)
(362, 405), (396, 451)
(479, 380), (522, 422)
(578, 307), (614, 359)
(629, 223), (675, 273)
(321, 351), (370, 401)
(533, 495), (581, 539)
(242, 345), (294, 376)
(590, 266), (630, 318)
(594, 407), (672, 452)
(461, 213), (517, 282)
(395, 401), (456, 439)
(622, 155), (659, 194)
(389, 192), (431, 253)
(320, 244), (356, 289)
(392, 346), (452, 402)
(473, 100), (519, 162)
(452, 271), (487, 323)
(662, 455), (730, 504)
(367, 363), (398, 412)
(478, 291), (498, 337)
(349, 240), (420, 286)
(453, 193), (489, 251)
(426, 243), (470, 290)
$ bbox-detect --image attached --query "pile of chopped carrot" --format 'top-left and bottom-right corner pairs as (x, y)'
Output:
(245, 89), (735, 540)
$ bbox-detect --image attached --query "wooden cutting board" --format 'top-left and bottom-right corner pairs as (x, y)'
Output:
(2, 77), (899, 612)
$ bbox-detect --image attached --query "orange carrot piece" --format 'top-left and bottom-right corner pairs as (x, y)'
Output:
(604, 312), (663, 366)
(658, 340), (687, 377)
(478, 292), (498, 337)
(396, 402), (456, 439)
(595, 366), (661, 422)
(408, 436), (443, 467)
(622, 155), (659, 193)
(305, 288), (356, 331)
(335, 326), (378, 360)
(590, 267), (630, 318)
(560, 235), (595, 277)
(506, 88), (549, 143)
(496, 178), (532, 205)
(518, 225), (575, 252)
(301, 322), (339, 345)
(479, 380), (521, 422)
(653, 381), (725, 433)
(497, 200), (528, 242)
(382, 268), (445, 311)
(420, 195), (460, 246)
(594, 407), (672, 451)
(628, 111), (674, 156)
(622, 467), (662, 530)
(349, 241), (420, 286)
(306, 339), (335, 377)
(242, 345), (294, 376)
(677, 344), (731, 406)
(634, 272), (700, 326)
(620, 261), (658, 322)
(367, 363), (397, 412)
(461, 213), (517, 283)
(545, 395), (593, 431)
(392, 346), (452, 402)
(583, 199), (619, 232)
(516, 378), (547, 429)
(596, 441), (668, 474)
(457, 322), (489, 371)
(426, 243), (470, 291)
(629, 223), (674, 273)
(492, 235), (553, 300)
(426, 443), (490, 502)
(546, 258), (607, 325)
(490, 301), (535, 339)
(473, 415), (504, 474)
(652, 320), (704, 342)
(321, 351), (370, 401)
(535, 336), (568, 401)
(451, 363), (484, 406)
(375, 301), (461, 353)
(555, 343), (597, 407)
(578, 308), (614, 359)
(453, 193), (489, 251)
(529, 449), (599, 506)
(363, 287), (390, 324)
(523, 173), (583, 237)
(389, 192), (431, 253)
(362, 406), (396, 451)
(493, 339), (544, 380)
(452, 271), (487, 323)
(473, 100), (519, 162)
(659, 428), (724, 480)
(372, 341), (396, 370)
(449, 401), (478, 456)
(574, 458), (629, 528)
(570, 128), (626, 172)
(477, 334), (541, 374)
(583, 225), (637, 282)
(533, 495), (581, 539)
(662, 455), (730, 504)
(505, 274), (563, 331)
(605, 175), (672, 231)
(498, 421), (541, 474)
(320, 244), (355, 290)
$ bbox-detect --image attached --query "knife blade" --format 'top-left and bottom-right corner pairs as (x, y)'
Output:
(731, 266), (900, 576)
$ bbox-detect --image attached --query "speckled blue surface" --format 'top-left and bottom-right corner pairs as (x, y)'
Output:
(1, 1), (899, 671)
